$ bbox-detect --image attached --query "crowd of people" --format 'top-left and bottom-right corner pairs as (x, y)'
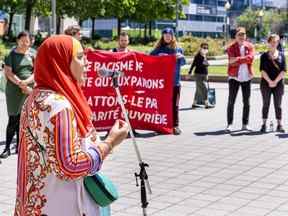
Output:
(0, 25), (286, 215)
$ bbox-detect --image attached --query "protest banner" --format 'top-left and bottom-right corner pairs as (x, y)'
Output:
(82, 50), (176, 134)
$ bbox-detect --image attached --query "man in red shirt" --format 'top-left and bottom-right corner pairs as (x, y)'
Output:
(226, 27), (255, 132)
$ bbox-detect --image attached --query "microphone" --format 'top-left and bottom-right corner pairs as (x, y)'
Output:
(97, 68), (124, 78)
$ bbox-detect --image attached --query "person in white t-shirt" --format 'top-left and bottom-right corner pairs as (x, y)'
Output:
(226, 27), (255, 132)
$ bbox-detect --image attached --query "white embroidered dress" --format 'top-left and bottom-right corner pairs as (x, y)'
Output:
(15, 89), (103, 216)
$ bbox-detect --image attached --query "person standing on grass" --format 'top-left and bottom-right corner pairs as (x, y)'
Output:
(260, 34), (286, 133)
(226, 27), (255, 132)
(150, 27), (186, 135)
(189, 42), (213, 109)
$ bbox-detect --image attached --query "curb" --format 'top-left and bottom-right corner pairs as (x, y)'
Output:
(181, 75), (265, 84)
(181, 75), (288, 84)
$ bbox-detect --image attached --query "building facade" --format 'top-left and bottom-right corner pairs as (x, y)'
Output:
(178, 0), (228, 37)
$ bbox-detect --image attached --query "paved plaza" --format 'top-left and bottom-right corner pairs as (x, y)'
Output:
(1, 81), (288, 216)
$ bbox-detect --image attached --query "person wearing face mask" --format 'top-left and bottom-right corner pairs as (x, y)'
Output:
(226, 27), (255, 132)
(150, 27), (186, 135)
(259, 34), (286, 133)
(0, 31), (36, 159)
(14, 35), (129, 216)
(189, 42), (213, 109)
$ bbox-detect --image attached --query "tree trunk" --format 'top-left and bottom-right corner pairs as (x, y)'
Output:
(56, 16), (61, 34)
(79, 19), (83, 27)
(24, 0), (36, 31)
(149, 21), (152, 39)
(91, 17), (95, 39)
(8, 12), (14, 39)
(144, 23), (147, 40)
(117, 18), (121, 36)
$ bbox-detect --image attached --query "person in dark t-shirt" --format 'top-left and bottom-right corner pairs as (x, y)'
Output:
(260, 34), (287, 133)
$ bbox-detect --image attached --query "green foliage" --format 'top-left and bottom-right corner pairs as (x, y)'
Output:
(0, 42), (10, 61)
(237, 8), (288, 38)
(179, 36), (225, 56)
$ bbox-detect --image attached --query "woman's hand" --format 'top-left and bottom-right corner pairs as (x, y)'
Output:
(20, 85), (32, 95)
(269, 80), (277, 88)
(176, 53), (184, 59)
(105, 120), (129, 148)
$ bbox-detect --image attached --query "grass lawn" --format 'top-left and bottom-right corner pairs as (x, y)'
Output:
(182, 55), (288, 77)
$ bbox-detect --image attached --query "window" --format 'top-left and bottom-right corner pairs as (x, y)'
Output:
(217, 1), (226, 7)
(203, 16), (217, 22)
(191, 0), (203, 4)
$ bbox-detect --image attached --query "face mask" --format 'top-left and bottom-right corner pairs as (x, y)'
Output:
(201, 49), (208, 55)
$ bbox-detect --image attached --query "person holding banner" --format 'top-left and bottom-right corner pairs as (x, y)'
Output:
(64, 25), (81, 41)
(111, 31), (141, 136)
(150, 27), (186, 135)
(112, 31), (131, 53)
(14, 35), (129, 216)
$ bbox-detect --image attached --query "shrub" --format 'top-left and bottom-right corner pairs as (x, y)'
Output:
(179, 36), (225, 57)
(0, 41), (9, 61)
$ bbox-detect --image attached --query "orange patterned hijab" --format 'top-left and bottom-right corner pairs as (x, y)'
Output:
(34, 35), (92, 136)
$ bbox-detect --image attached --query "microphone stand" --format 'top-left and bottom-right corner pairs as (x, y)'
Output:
(111, 75), (152, 216)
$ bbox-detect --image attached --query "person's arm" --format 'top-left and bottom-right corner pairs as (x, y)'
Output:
(237, 45), (255, 64)
(260, 54), (273, 87)
(20, 74), (34, 85)
(150, 48), (159, 56)
(261, 70), (273, 85)
(273, 53), (287, 85)
(189, 55), (198, 74)
(50, 108), (110, 179)
(227, 45), (239, 66)
(273, 71), (285, 85)
(176, 48), (186, 66)
(4, 65), (22, 85)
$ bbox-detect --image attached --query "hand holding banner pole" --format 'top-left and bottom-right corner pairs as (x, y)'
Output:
(98, 69), (152, 216)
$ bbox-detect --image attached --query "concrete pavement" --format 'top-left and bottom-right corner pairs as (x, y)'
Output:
(1, 81), (288, 216)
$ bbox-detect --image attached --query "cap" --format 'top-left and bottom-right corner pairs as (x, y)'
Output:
(236, 27), (246, 35)
(162, 27), (174, 36)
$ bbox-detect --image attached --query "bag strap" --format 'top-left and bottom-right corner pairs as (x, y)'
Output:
(207, 76), (210, 90)
(269, 53), (281, 71)
(27, 126), (47, 167)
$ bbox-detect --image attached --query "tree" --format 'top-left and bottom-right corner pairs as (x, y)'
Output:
(103, 0), (137, 36)
(0, 0), (25, 38)
(24, 0), (37, 31)
(74, 0), (106, 38)
(237, 8), (287, 39)
(132, 0), (189, 39)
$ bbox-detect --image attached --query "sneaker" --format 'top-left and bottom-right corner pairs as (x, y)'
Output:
(276, 125), (285, 133)
(242, 124), (252, 131)
(226, 124), (233, 132)
(191, 104), (198, 109)
(205, 104), (214, 109)
(260, 124), (266, 133)
(173, 127), (182, 135)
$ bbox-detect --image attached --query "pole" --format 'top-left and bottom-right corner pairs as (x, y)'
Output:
(51, 0), (56, 35)
(112, 76), (152, 216)
(176, 0), (179, 39)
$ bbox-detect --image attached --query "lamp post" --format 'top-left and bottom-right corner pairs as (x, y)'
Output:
(176, 0), (180, 39)
(224, 1), (231, 42)
(51, 0), (56, 35)
(256, 9), (264, 42)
